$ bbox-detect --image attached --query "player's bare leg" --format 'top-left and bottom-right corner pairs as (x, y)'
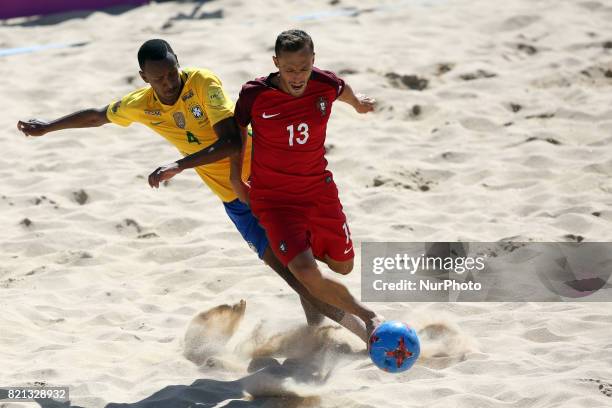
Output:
(323, 256), (354, 275)
(299, 295), (325, 326)
(288, 249), (382, 342)
(262, 247), (367, 341)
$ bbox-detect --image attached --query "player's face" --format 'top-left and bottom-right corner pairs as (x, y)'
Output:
(140, 54), (182, 105)
(273, 47), (315, 97)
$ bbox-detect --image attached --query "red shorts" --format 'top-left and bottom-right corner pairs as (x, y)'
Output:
(250, 180), (354, 266)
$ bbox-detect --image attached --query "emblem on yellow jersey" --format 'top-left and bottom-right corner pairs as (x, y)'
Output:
(207, 86), (225, 106)
(173, 112), (186, 129)
(190, 105), (204, 119)
(111, 100), (121, 114)
(181, 89), (194, 101)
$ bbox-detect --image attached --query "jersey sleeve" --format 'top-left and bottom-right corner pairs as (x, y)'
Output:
(234, 80), (266, 128)
(194, 71), (234, 127)
(106, 96), (136, 127)
(234, 86), (251, 128)
(312, 67), (345, 100)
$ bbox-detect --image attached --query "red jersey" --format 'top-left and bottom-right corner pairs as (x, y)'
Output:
(234, 67), (345, 199)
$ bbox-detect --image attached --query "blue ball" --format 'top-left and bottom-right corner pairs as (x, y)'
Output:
(369, 321), (420, 373)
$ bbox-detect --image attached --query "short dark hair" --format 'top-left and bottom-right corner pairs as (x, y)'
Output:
(137, 39), (176, 70)
(274, 29), (314, 56)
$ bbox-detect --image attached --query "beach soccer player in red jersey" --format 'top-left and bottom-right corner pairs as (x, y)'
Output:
(152, 30), (383, 341)
(233, 29), (384, 337)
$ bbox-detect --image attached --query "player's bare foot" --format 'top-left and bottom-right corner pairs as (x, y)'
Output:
(366, 315), (385, 343)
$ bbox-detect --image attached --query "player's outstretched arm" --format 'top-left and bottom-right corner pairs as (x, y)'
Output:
(148, 116), (242, 188)
(337, 83), (376, 114)
(17, 106), (111, 137)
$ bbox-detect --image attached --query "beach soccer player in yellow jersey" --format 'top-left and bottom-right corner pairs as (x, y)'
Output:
(16, 39), (368, 341)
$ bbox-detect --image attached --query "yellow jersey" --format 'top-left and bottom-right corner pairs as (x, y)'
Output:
(106, 67), (251, 202)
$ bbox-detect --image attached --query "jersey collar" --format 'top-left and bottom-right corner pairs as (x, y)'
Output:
(265, 71), (314, 96)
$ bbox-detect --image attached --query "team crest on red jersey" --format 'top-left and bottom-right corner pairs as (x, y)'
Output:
(316, 96), (328, 117)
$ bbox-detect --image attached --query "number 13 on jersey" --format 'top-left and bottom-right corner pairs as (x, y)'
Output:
(287, 123), (309, 146)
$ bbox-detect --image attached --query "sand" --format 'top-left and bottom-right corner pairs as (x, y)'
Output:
(1, 0), (612, 407)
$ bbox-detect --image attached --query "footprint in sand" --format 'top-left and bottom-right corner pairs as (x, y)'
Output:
(371, 169), (450, 192)
(578, 1), (602, 10)
(435, 63), (455, 76)
(579, 65), (612, 84)
(183, 299), (246, 365)
(459, 116), (499, 131)
(516, 43), (538, 55)
(115, 218), (142, 234)
(580, 378), (612, 398)
(54, 250), (93, 265)
(31, 195), (59, 209)
(72, 189), (88, 205)
(499, 15), (540, 31)
(19, 218), (33, 227)
(385, 72), (428, 91)
(602, 382), (612, 397)
(459, 70), (497, 81)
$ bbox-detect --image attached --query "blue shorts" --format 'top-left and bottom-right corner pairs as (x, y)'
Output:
(223, 199), (269, 259)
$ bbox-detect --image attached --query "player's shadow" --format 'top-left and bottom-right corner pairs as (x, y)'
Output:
(34, 357), (324, 408)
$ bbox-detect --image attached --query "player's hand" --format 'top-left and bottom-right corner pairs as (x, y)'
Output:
(17, 119), (51, 137)
(231, 177), (251, 205)
(148, 162), (183, 188)
(353, 94), (376, 114)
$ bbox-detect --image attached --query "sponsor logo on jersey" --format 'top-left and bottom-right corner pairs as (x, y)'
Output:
(173, 112), (186, 129)
(316, 96), (328, 117)
(279, 240), (287, 254)
(181, 89), (194, 101)
(186, 131), (201, 144)
(262, 112), (280, 119)
(145, 109), (161, 116)
(207, 86), (225, 106)
(190, 104), (204, 119)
